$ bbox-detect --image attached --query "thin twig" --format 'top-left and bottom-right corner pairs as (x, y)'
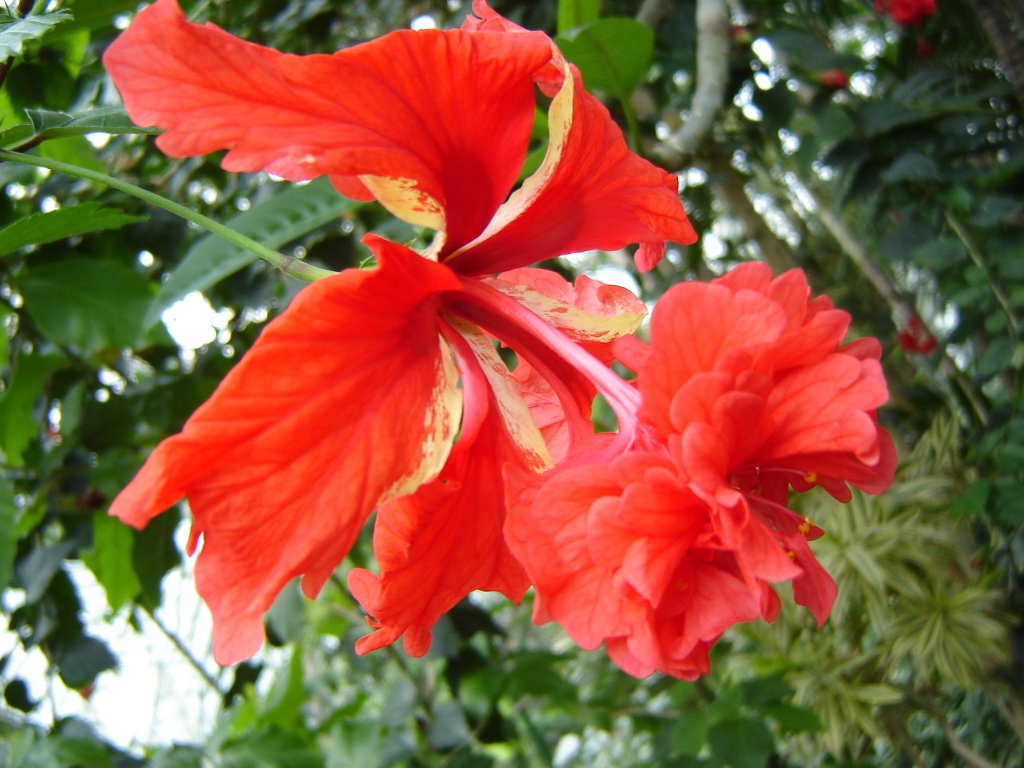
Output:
(140, 605), (225, 695)
(0, 149), (336, 283)
(804, 183), (991, 426)
(945, 210), (1018, 333)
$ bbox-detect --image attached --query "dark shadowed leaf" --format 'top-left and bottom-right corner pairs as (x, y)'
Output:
(708, 717), (775, 768)
(0, 353), (64, 466)
(19, 258), (153, 354)
(55, 634), (117, 689)
(0, 202), (146, 258)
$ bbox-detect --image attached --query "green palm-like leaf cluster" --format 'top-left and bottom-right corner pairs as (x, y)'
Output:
(733, 414), (1013, 761)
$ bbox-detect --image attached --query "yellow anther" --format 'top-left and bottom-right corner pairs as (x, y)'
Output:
(798, 516), (813, 536)
(786, 550), (796, 559)
(750, 486), (763, 496)
(803, 471), (818, 484)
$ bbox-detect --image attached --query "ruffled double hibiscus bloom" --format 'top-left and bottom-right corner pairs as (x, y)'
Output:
(505, 263), (896, 678)
(105, 0), (894, 676)
(104, 0), (695, 664)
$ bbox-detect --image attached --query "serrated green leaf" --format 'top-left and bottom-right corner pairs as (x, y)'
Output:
(557, 0), (599, 35)
(0, 353), (64, 466)
(19, 258), (153, 354)
(25, 106), (159, 141)
(145, 177), (359, 328)
(0, 202), (146, 258)
(0, 10), (72, 59)
(81, 514), (141, 612)
(557, 19), (653, 103)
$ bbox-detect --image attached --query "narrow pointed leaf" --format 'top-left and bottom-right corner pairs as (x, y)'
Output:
(24, 106), (160, 142)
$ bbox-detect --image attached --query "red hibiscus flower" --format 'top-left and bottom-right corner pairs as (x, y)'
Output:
(506, 263), (896, 679)
(875, 0), (936, 26)
(104, 0), (696, 664)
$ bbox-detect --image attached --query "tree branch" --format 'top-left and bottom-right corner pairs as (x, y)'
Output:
(636, 0), (675, 28)
(663, 0), (731, 159)
(966, 0), (1024, 107)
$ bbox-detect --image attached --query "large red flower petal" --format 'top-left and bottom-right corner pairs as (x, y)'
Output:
(103, 0), (551, 253)
(110, 237), (462, 664)
(348, 400), (532, 657)
(444, 63), (696, 275)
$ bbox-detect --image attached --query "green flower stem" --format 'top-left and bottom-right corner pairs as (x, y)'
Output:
(0, 149), (337, 283)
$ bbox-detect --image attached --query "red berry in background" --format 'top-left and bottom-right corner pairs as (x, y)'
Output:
(816, 68), (850, 89)
(916, 37), (935, 57)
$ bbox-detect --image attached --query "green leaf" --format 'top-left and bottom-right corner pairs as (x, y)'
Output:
(47, 0), (143, 38)
(858, 102), (932, 136)
(24, 106), (159, 142)
(19, 258), (153, 354)
(557, 19), (654, 103)
(16, 539), (76, 604)
(81, 514), (141, 612)
(38, 134), (105, 174)
(671, 709), (713, 756)
(975, 337), (1015, 381)
(557, 0), (599, 35)
(761, 703), (823, 733)
(911, 238), (967, 270)
(971, 194), (1024, 227)
(0, 202), (146, 258)
(325, 721), (381, 768)
(146, 177), (359, 328)
(0, 353), (64, 466)
(54, 634), (117, 689)
(707, 718), (775, 768)
(132, 508), (180, 608)
(881, 152), (942, 184)
(0, 473), (18, 591)
(740, 675), (793, 708)
(428, 700), (472, 750)
(0, 10), (72, 59)
(43, 734), (114, 768)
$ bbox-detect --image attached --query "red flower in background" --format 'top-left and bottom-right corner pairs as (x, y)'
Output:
(506, 263), (896, 679)
(875, 0), (936, 26)
(898, 315), (938, 354)
(104, 0), (695, 664)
